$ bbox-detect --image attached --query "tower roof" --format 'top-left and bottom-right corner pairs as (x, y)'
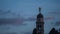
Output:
(37, 7), (43, 18)
(37, 13), (43, 18)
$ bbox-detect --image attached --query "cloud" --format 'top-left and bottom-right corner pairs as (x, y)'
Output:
(0, 18), (24, 25)
(0, 10), (11, 15)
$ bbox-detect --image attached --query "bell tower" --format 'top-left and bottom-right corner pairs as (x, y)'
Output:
(36, 7), (44, 34)
(32, 7), (44, 34)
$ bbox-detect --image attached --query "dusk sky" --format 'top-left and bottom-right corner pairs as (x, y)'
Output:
(0, 0), (60, 18)
(0, 0), (60, 34)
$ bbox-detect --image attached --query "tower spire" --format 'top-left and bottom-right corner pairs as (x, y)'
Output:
(39, 7), (41, 13)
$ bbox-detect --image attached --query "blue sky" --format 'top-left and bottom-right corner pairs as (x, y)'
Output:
(0, 0), (60, 18)
(0, 0), (60, 22)
(0, 0), (60, 34)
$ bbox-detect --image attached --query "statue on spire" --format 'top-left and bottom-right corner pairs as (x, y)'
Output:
(39, 7), (41, 13)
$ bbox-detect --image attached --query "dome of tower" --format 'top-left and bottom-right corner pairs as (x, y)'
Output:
(37, 13), (43, 18)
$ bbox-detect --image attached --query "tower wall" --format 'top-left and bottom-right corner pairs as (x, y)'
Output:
(36, 8), (44, 34)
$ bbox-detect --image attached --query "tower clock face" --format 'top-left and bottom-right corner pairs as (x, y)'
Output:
(39, 27), (41, 30)
(38, 27), (42, 31)
(37, 25), (42, 31)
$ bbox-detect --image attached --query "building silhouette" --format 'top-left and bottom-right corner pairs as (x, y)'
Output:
(32, 7), (44, 34)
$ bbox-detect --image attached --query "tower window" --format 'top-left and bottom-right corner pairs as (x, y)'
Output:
(37, 25), (42, 28)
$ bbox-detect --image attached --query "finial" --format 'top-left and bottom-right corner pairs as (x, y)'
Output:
(39, 7), (41, 13)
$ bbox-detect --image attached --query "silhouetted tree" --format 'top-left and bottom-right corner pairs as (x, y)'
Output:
(32, 28), (37, 34)
(49, 28), (59, 34)
(55, 30), (59, 34)
(59, 29), (60, 32)
(58, 29), (60, 34)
